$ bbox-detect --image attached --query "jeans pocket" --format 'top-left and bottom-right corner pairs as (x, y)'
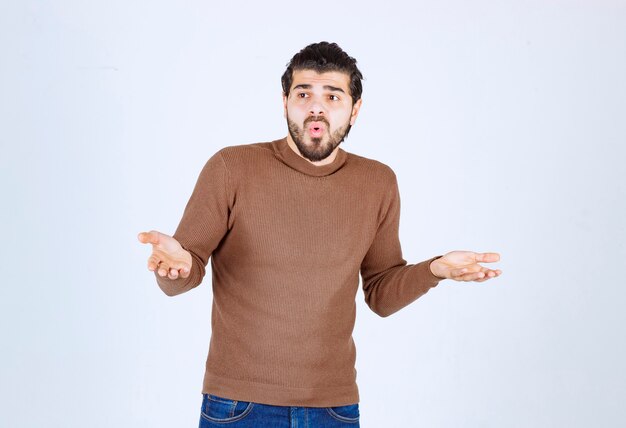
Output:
(200, 393), (254, 423)
(326, 403), (360, 423)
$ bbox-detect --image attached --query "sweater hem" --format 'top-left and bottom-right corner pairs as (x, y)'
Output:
(202, 370), (360, 407)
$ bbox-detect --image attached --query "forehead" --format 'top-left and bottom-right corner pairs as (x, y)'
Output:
(290, 69), (351, 92)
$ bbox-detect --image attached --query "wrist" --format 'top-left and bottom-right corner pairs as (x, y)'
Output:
(429, 256), (446, 280)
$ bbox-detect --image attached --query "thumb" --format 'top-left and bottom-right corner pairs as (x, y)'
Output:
(475, 252), (500, 263)
(137, 230), (161, 245)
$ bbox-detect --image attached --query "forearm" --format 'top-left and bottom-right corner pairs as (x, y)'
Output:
(363, 255), (444, 317)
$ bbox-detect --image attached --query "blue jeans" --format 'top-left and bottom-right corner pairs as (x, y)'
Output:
(198, 393), (360, 427)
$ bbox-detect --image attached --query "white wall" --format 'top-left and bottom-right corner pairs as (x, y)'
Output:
(1, 1), (625, 427)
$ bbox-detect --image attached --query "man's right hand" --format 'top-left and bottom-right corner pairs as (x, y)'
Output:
(137, 230), (193, 280)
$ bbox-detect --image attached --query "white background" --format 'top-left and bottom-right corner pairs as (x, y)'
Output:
(1, 1), (625, 427)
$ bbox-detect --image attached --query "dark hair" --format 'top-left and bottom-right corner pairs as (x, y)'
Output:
(281, 41), (364, 105)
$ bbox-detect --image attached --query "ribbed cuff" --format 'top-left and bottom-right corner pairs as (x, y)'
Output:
(424, 255), (445, 282)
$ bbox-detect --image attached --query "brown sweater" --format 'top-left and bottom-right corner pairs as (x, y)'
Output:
(155, 137), (444, 407)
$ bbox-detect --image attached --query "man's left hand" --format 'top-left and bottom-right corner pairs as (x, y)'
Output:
(430, 251), (502, 282)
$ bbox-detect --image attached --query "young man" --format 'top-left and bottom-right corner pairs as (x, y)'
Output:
(138, 41), (502, 427)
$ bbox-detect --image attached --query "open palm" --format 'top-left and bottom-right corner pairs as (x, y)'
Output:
(137, 230), (192, 280)
(430, 250), (502, 282)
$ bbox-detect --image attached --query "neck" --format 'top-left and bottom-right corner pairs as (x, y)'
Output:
(285, 134), (339, 166)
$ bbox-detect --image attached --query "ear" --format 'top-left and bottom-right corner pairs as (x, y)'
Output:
(282, 92), (288, 118)
(349, 98), (363, 126)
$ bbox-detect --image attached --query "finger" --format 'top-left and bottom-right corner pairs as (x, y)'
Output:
(476, 271), (494, 282)
(168, 266), (191, 280)
(472, 270), (500, 282)
(459, 271), (487, 282)
(484, 269), (502, 277)
(179, 266), (190, 278)
(169, 261), (190, 278)
(475, 252), (500, 263)
(147, 255), (161, 271)
(138, 230), (161, 245)
(157, 262), (170, 277)
(451, 265), (480, 278)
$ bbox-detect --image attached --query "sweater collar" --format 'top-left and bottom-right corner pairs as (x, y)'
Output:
(272, 136), (348, 177)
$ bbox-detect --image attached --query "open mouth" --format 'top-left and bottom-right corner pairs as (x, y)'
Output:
(308, 122), (325, 138)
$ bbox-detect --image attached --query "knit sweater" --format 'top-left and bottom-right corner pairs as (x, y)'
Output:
(154, 136), (444, 407)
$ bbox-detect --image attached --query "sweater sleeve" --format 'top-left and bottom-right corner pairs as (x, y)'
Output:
(360, 171), (444, 317)
(155, 150), (233, 296)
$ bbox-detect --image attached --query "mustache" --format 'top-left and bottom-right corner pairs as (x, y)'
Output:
(304, 116), (329, 127)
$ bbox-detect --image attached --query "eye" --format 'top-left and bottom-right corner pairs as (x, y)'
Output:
(297, 93), (308, 98)
(329, 94), (339, 101)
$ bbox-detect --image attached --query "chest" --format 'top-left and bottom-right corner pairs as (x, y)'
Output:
(224, 173), (382, 267)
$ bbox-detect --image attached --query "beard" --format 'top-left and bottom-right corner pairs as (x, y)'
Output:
(286, 114), (352, 162)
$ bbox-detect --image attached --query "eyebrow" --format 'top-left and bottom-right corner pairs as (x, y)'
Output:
(292, 84), (346, 94)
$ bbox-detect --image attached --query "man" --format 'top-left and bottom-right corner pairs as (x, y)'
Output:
(138, 41), (502, 427)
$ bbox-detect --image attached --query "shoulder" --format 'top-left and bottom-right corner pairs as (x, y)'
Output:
(216, 141), (273, 161)
(346, 151), (398, 184)
(207, 141), (276, 173)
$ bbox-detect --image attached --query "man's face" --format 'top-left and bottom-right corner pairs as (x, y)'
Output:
(283, 69), (362, 162)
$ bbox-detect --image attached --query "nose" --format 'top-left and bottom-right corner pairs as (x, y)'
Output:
(309, 99), (325, 116)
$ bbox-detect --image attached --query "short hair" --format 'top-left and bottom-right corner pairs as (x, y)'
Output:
(281, 41), (364, 105)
